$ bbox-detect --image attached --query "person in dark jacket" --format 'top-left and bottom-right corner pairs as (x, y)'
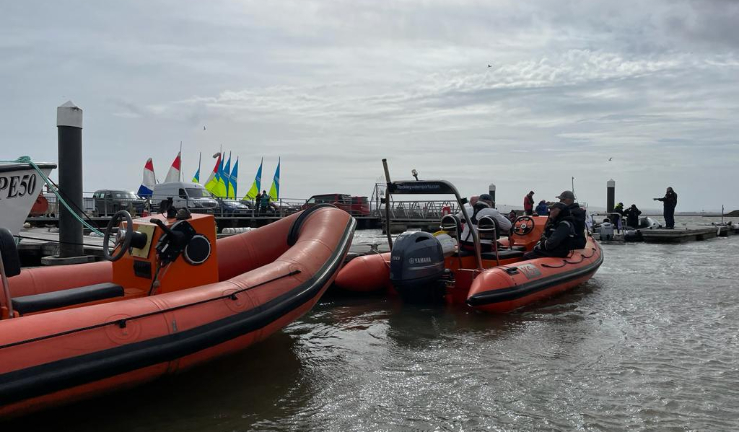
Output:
(556, 190), (587, 249)
(523, 191), (535, 215)
(654, 187), (677, 229)
(625, 204), (642, 228)
(535, 200), (548, 215)
(254, 191), (263, 214)
(523, 202), (575, 259)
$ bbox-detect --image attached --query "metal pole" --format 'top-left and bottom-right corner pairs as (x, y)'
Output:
(382, 159), (393, 250)
(572, 177), (575, 197)
(57, 101), (84, 257)
(606, 179), (615, 214)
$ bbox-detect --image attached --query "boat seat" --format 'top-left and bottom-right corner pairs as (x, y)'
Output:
(12, 283), (125, 315)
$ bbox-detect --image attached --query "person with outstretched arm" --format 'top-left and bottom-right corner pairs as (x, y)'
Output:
(654, 187), (678, 229)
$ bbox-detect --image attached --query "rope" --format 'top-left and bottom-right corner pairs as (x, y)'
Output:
(5, 156), (104, 236)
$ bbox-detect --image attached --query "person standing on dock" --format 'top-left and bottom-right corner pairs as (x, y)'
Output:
(655, 187), (678, 229)
(254, 191), (263, 214)
(260, 190), (270, 214)
(612, 202), (624, 233)
(523, 191), (535, 215)
(625, 204), (642, 228)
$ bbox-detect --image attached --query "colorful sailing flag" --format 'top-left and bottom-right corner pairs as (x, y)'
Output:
(268, 157), (280, 202)
(192, 152), (201, 183)
(204, 153), (222, 196)
(243, 158), (262, 201)
(223, 152), (232, 198)
(164, 151), (181, 183)
(229, 157), (239, 199)
(137, 158), (156, 198)
(215, 153), (228, 197)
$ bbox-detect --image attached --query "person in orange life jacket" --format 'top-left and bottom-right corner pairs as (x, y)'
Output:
(523, 202), (575, 259)
(456, 194), (512, 252)
(523, 191), (535, 215)
(556, 190), (587, 249)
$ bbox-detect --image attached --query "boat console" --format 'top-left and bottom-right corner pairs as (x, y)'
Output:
(1, 210), (219, 318)
(110, 211), (219, 295)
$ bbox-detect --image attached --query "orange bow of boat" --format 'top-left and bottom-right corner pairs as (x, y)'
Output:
(0, 205), (355, 418)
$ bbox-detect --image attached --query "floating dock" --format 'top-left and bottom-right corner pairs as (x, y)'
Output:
(596, 224), (738, 243)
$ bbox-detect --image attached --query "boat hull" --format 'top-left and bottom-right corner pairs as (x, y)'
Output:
(0, 207), (355, 417)
(466, 237), (603, 313)
(334, 252), (391, 292)
(0, 162), (55, 235)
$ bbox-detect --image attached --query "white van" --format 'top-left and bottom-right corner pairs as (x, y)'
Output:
(151, 182), (218, 213)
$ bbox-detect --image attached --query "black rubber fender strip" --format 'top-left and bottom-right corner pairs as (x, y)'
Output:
(0, 228), (21, 277)
(287, 204), (337, 246)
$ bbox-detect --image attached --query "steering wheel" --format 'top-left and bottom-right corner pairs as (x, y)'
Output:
(103, 210), (134, 261)
(512, 216), (536, 236)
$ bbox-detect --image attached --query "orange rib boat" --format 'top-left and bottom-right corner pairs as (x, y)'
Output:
(0, 205), (355, 418)
(334, 177), (602, 312)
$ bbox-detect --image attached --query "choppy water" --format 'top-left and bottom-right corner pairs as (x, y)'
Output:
(6, 218), (739, 431)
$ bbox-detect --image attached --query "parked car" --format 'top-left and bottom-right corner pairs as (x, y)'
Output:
(151, 182), (218, 213)
(302, 194), (370, 216)
(216, 198), (252, 216)
(92, 190), (146, 216)
(350, 196), (370, 216)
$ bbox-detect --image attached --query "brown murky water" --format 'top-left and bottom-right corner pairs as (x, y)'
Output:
(5, 218), (739, 431)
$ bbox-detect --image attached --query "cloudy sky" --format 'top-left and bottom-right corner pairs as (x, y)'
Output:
(2, 0), (738, 211)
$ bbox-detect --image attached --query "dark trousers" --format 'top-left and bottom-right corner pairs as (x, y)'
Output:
(664, 206), (675, 228)
(524, 209), (533, 216)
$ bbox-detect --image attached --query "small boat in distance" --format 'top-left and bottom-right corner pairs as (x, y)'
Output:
(0, 160), (56, 235)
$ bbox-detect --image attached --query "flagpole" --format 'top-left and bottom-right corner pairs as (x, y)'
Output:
(179, 141), (183, 182)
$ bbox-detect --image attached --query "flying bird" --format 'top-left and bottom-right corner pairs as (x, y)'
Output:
(487, 64), (492, 68)
(608, 157), (613, 161)
(203, 126), (206, 130)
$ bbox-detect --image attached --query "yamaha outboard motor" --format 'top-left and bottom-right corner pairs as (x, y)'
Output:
(389, 231), (446, 303)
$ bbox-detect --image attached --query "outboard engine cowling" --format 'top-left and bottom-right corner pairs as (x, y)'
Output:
(390, 231), (446, 303)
